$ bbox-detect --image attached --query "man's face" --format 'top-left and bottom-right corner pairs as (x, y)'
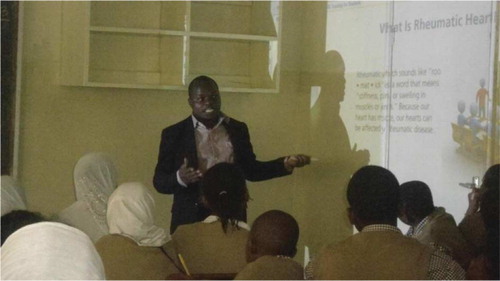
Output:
(347, 207), (362, 232)
(398, 206), (411, 225)
(188, 85), (221, 121)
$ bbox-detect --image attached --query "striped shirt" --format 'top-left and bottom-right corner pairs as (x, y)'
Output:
(406, 212), (453, 256)
(364, 225), (465, 280)
(306, 224), (465, 280)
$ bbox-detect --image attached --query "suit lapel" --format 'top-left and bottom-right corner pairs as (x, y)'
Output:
(181, 117), (199, 169)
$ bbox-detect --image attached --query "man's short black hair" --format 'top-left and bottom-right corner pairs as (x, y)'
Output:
(482, 164), (499, 190)
(1, 210), (46, 245)
(249, 210), (299, 258)
(481, 164), (499, 232)
(188, 75), (219, 96)
(201, 162), (247, 233)
(480, 166), (499, 279)
(399, 181), (435, 220)
(347, 165), (400, 223)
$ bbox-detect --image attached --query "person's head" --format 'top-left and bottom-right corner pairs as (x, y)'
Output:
(479, 165), (499, 279)
(73, 152), (117, 201)
(107, 182), (168, 246)
(480, 78), (485, 88)
(480, 177), (499, 232)
(201, 162), (248, 233)
(188, 75), (222, 123)
(1, 222), (105, 280)
(1, 210), (46, 245)
(347, 165), (400, 231)
(481, 164), (499, 190)
(480, 164), (499, 232)
(1, 175), (27, 216)
(73, 152), (118, 234)
(246, 210), (299, 263)
(458, 100), (466, 114)
(470, 103), (478, 117)
(476, 164), (500, 198)
(398, 181), (435, 226)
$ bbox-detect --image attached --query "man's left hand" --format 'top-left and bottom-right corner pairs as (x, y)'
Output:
(284, 154), (311, 172)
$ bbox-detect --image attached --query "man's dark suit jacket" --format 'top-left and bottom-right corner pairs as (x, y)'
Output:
(153, 116), (291, 234)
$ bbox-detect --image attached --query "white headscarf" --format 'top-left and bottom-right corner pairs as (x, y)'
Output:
(75, 152), (117, 229)
(58, 152), (118, 242)
(74, 152), (117, 207)
(107, 182), (169, 247)
(1, 222), (106, 280)
(1, 176), (27, 216)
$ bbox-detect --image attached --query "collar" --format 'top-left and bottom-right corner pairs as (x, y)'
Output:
(411, 215), (431, 235)
(202, 215), (250, 231)
(409, 207), (443, 236)
(191, 114), (230, 130)
(361, 224), (402, 234)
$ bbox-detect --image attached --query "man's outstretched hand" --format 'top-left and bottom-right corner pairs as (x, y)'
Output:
(284, 154), (311, 172)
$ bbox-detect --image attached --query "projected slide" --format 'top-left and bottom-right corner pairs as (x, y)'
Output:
(322, 1), (497, 224)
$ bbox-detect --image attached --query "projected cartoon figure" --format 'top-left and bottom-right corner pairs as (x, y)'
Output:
(476, 78), (489, 119)
(468, 103), (482, 140)
(457, 100), (467, 126)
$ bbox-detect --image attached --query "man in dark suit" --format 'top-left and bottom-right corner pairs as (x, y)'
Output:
(153, 76), (310, 234)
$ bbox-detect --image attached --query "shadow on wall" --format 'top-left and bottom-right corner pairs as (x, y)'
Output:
(300, 50), (371, 253)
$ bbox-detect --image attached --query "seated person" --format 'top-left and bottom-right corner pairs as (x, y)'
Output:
(1, 209), (46, 245)
(468, 104), (483, 139)
(95, 182), (179, 280)
(235, 210), (304, 280)
(399, 180), (473, 269)
(457, 100), (467, 126)
(1, 221), (105, 279)
(172, 162), (250, 275)
(1, 175), (27, 216)
(57, 152), (118, 243)
(312, 165), (465, 280)
(466, 165), (499, 280)
(459, 164), (499, 254)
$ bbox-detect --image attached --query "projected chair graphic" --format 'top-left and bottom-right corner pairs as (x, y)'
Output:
(452, 122), (488, 161)
(451, 123), (466, 150)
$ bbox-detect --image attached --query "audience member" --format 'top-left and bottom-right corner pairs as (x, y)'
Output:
(399, 180), (473, 269)
(235, 210), (303, 280)
(459, 164), (499, 254)
(171, 162), (250, 275)
(57, 152), (118, 242)
(1, 175), (27, 216)
(466, 164), (499, 280)
(95, 182), (178, 280)
(312, 165), (465, 280)
(1, 209), (46, 245)
(1, 221), (105, 279)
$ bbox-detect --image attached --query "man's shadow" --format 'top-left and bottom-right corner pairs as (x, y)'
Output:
(300, 50), (370, 253)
